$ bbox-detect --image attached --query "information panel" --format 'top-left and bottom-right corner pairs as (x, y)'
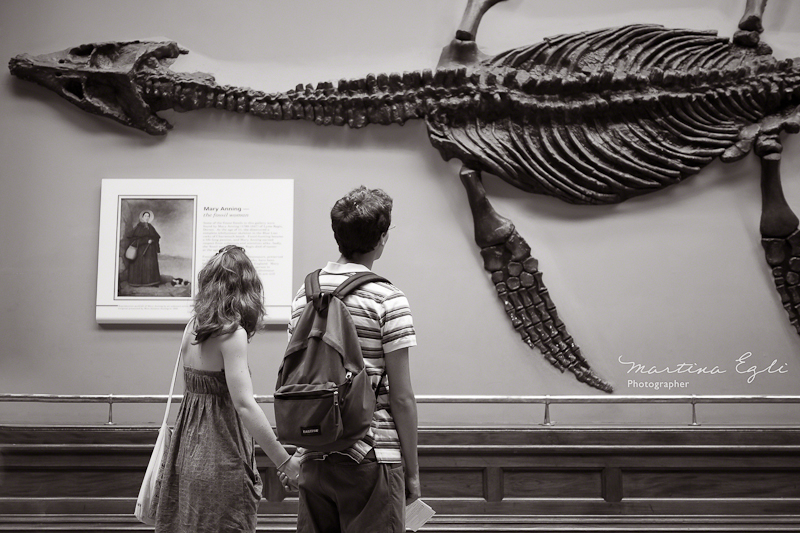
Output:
(96, 179), (293, 324)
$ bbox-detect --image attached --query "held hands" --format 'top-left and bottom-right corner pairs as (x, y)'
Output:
(277, 453), (301, 492)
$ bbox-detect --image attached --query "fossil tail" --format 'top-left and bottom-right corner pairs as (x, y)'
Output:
(460, 167), (613, 393)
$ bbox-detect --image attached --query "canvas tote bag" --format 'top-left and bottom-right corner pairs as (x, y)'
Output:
(134, 320), (192, 525)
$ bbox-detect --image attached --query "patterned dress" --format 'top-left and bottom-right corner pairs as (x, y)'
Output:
(154, 367), (263, 532)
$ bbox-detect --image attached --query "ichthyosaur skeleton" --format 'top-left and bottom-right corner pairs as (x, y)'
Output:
(9, 0), (800, 392)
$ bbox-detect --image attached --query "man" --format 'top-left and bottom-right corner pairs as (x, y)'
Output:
(285, 186), (420, 533)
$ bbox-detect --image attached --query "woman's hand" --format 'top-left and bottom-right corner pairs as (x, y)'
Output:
(277, 454), (301, 491)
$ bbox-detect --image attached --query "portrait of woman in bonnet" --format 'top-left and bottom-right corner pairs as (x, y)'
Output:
(126, 210), (162, 287)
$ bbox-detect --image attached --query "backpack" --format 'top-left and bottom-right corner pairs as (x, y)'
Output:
(274, 269), (388, 452)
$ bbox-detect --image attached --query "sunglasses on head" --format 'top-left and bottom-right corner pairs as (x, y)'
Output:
(218, 246), (246, 254)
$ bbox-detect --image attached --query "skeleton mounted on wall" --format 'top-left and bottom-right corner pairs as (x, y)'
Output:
(9, 0), (800, 392)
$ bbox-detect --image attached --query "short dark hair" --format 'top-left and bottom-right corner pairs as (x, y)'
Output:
(331, 186), (393, 259)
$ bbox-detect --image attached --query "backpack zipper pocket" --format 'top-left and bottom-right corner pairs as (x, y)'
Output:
(274, 382), (339, 400)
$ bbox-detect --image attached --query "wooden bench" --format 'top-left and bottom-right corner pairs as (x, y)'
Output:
(1, 425), (799, 531)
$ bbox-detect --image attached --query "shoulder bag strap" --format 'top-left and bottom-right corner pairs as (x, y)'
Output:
(160, 318), (194, 427)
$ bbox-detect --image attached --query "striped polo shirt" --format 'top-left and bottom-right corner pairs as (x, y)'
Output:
(287, 261), (417, 464)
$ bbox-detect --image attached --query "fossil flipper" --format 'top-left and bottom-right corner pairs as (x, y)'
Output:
(759, 138), (800, 335)
(461, 167), (613, 392)
(763, 229), (800, 334)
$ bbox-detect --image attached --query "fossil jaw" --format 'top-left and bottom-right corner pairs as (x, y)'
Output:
(8, 41), (193, 135)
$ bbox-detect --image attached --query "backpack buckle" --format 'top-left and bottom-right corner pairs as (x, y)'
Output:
(345, 371), (353, 382)
(313, 292), (331, 314)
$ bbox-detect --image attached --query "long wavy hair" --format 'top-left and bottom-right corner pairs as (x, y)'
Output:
(193, 245), (265, 343)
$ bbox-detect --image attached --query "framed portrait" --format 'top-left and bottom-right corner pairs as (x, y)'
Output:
(96, 179), (293, 324)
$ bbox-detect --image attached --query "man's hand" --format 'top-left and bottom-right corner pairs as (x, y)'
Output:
(406, 472), (421, 505)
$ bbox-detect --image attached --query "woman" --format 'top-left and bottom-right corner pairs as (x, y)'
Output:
(127, 211), (161, 287)
(154, 245), (300, 532)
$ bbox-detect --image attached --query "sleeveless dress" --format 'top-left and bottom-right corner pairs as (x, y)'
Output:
(154, 367), (263, 532)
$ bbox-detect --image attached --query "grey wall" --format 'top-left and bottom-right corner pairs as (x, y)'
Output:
(1, 0), (799, 426)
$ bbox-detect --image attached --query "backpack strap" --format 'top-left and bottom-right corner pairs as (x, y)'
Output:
(304, 269), (328, 314)
(304, 269), (323, 301)
(305, 269), (389, 314)
(332, 272), (389, 298)
(304, 270), (389, 313)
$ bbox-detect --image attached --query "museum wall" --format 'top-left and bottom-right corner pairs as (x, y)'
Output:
(1, 0), (799, 426)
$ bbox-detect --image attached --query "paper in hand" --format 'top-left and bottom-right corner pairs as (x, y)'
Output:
(405, 498), (435, 531)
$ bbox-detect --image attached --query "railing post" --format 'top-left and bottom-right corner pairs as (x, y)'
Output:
(541, 396), (554, 426)
(107, 394), (115, 425)
(690, 395), (700, 426)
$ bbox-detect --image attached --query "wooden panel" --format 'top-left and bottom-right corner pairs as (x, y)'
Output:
(0, 426), (158, 445)
(504, 469), (602, 498)
(10, 496), (800, 519)
(421, 469), (484, 498)
(602, 467), (623, 503)
(2, 512), (800, 532)
(0, 497), (299, 515)
(416, 427), (800, 447)
(404, 498), (800, 516)
(484, 467), (503, 502)
(1, 424), (799, 531)
(0, 469), (144, 497)
(625, 470), (800, 498)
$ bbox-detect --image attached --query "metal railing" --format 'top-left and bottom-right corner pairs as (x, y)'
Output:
(1, 393), (799, 426)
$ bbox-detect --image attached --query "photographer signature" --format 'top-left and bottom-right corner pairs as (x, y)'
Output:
(736, 352), (788, 384)
(618, 353), (788, 384)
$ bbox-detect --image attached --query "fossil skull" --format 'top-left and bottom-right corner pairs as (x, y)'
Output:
(9, 41), (191, 134)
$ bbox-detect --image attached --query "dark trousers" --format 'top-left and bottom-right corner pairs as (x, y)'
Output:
(296, 453), (405, 533)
